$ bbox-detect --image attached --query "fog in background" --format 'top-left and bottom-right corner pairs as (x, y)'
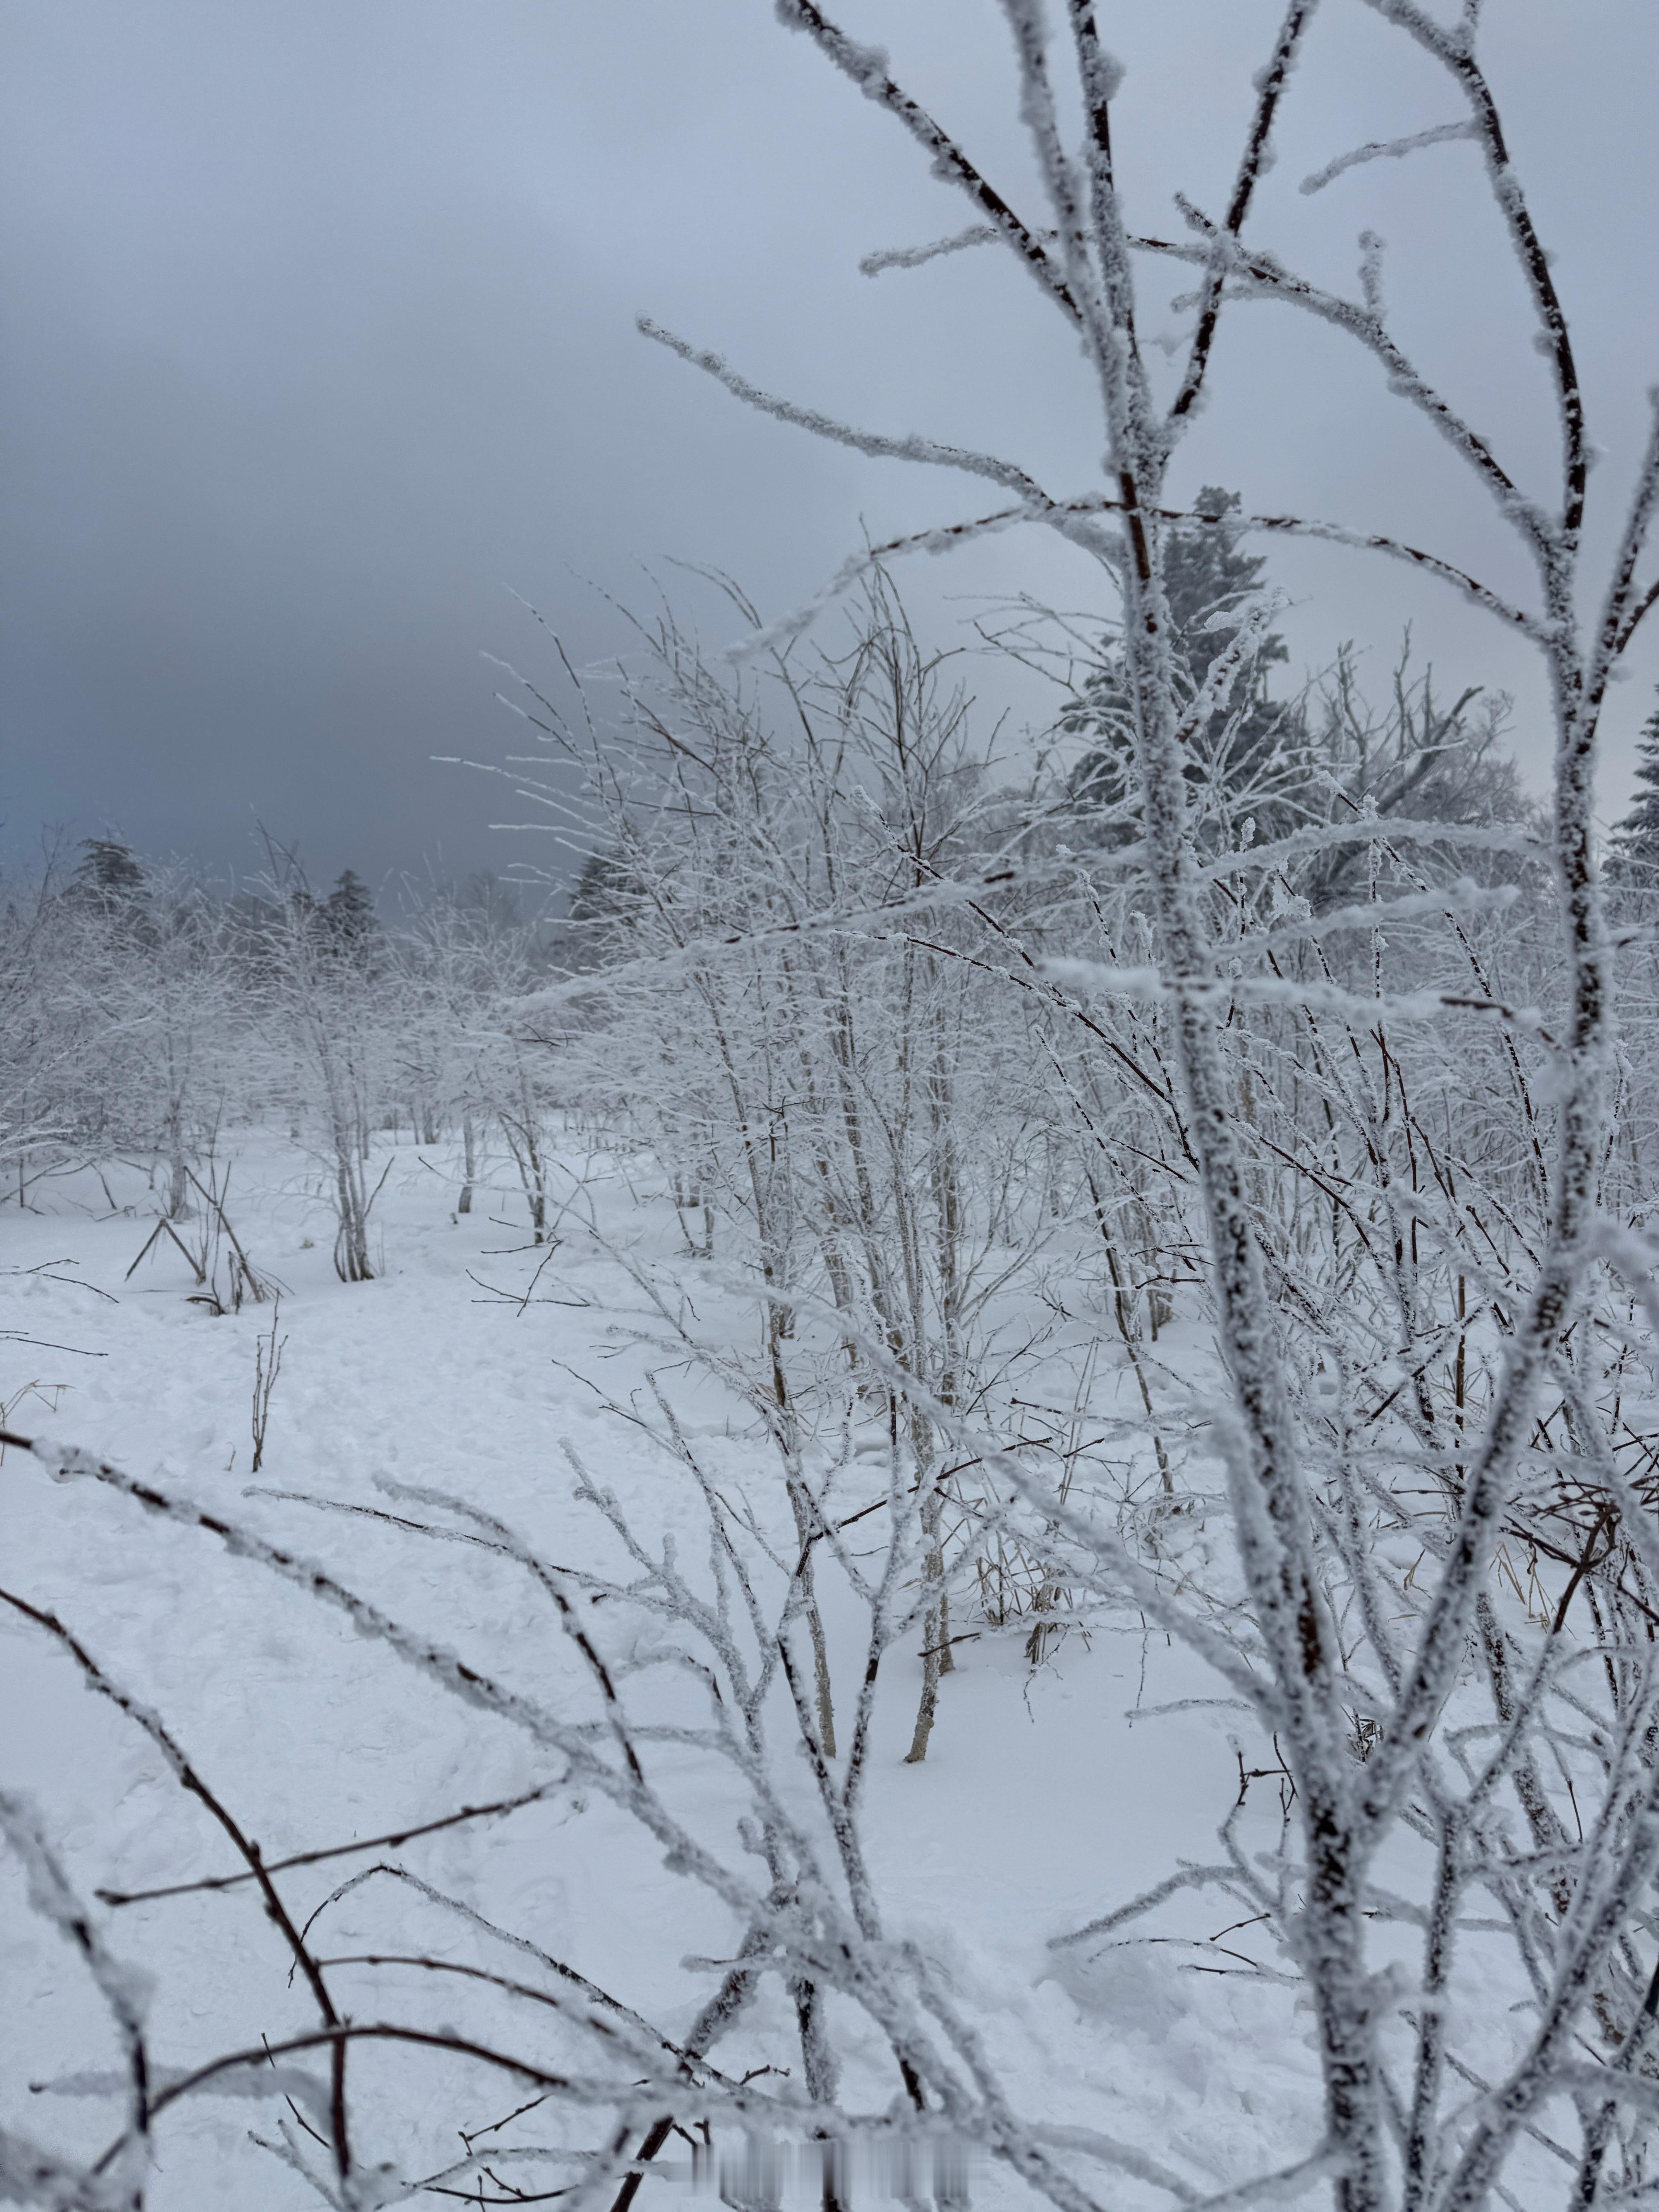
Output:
(5, 0), (1657, 900)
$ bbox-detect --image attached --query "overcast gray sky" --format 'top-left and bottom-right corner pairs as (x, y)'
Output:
(5, 0), (1657, 900)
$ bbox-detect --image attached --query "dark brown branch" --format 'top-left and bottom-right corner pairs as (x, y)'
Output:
(1168, 1), (1322, 424)
(778, 0), (1081, 323)
(0, 1583), (355, 2189)
(96, 1787), (561, 1906)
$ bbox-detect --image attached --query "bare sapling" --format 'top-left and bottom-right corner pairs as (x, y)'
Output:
(122, 1160), (275, 1314)
(252, 859), (393, 1283)
(493, 1046), (556, 1243)
(185, 1159), (276, 1312)
(249, 1302), (285, 1475)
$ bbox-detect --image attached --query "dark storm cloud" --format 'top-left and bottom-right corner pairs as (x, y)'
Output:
(4, 2), (1657, 896)
(0, 2), (875, 893)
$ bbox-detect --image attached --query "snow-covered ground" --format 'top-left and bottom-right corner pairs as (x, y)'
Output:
(2, 1134), (1325, 2207)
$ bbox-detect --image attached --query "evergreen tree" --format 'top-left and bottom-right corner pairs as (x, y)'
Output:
(64, 835), (156, 950)
(1610, 691), (1659, 886)
(68, 836), (147, 908)
(568, 847), (634, 924)
(322, 868), (379, 952)
(1065, 489), (1298, 844)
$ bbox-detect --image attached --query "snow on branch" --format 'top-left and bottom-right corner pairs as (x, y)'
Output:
(1148, 209), (1544, 550)
(637, 318), (1058, 508)
(859, 223), (1005, 276)
(1039, 955), (1559, 1043)
(1355, 0), (1589, 536)
(0, 1790), (151, 2206)
(775, 0), (1081, 320)
(726, 494), (1120, 660)
(729, 486), (1537, 659)
(1299, 120), (1477, 196)
(1224, 877), (1521, 959)
(1586, 389), (1659, 714)
(1168, 0), (1322, 427)
(1196, 816), (1544, 880)
(1170, 592), (1286, 750)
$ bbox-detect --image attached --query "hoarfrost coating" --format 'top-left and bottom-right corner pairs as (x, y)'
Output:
(7, 3), (1659, 2210)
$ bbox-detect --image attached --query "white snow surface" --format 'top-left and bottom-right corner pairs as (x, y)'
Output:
(1, 1135), (1324, 2208)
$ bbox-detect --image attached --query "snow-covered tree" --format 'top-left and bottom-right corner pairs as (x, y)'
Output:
(65, 834), (147, 912)
(320, 867), (379, 953)
(1063, 486), (1300, 845)
(244, 867), (392, 1281)
(1609, 690), (1659, 886)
